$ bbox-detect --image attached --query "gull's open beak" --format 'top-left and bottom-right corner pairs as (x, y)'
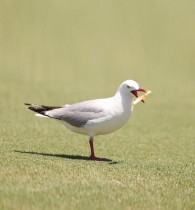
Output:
(131, 88), (146, 103)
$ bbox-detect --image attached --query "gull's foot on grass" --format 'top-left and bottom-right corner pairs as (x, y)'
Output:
(90, 156), (111, 162)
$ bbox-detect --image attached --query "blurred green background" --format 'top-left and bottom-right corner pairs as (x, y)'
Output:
(1, 0), (194, 99)
(0, 0), (195, 210)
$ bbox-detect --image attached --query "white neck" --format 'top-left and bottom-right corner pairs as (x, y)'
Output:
(114, 89), (134, 110)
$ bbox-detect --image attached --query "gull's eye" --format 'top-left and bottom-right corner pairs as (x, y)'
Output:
(127, 85), (130, 89)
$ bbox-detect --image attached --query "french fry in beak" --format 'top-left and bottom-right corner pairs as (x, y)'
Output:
(132, 90), (152, 106)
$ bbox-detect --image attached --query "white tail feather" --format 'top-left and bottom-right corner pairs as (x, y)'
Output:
(35, 113), (48, 118)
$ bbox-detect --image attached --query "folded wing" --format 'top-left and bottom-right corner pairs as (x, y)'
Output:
(46, 101), (106, 127)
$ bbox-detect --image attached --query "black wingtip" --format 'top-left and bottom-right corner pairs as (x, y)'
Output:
(24, 103), (31, 106)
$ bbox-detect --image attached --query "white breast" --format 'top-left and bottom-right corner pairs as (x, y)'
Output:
(84, 98), (132, 136)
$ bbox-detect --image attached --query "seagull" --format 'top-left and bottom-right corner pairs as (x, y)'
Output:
(25, 80), (146, 161)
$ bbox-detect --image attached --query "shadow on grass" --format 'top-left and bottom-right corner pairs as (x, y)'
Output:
(14, 150), (115, 163)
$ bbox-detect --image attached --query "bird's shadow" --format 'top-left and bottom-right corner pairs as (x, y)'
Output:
(14, 150), (116, 163)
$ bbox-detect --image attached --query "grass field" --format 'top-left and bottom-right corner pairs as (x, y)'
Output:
(0, 0), (195, 209)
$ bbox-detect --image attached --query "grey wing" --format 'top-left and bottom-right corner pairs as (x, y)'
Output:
(46, 101), (106, 127)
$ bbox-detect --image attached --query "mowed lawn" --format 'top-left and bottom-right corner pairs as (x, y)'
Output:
(0, 1), (195, 210)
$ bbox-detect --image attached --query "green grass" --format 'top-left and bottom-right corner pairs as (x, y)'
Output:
(0, 0), (195, 209)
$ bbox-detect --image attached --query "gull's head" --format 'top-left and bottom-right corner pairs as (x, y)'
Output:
(117, 80), (146, 103)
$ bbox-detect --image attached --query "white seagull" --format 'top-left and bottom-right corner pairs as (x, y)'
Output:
(25, 80), (146, 161)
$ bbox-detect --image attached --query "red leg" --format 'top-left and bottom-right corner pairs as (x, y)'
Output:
(89, 137), (96, 160)
(89, 137), (109, 161)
